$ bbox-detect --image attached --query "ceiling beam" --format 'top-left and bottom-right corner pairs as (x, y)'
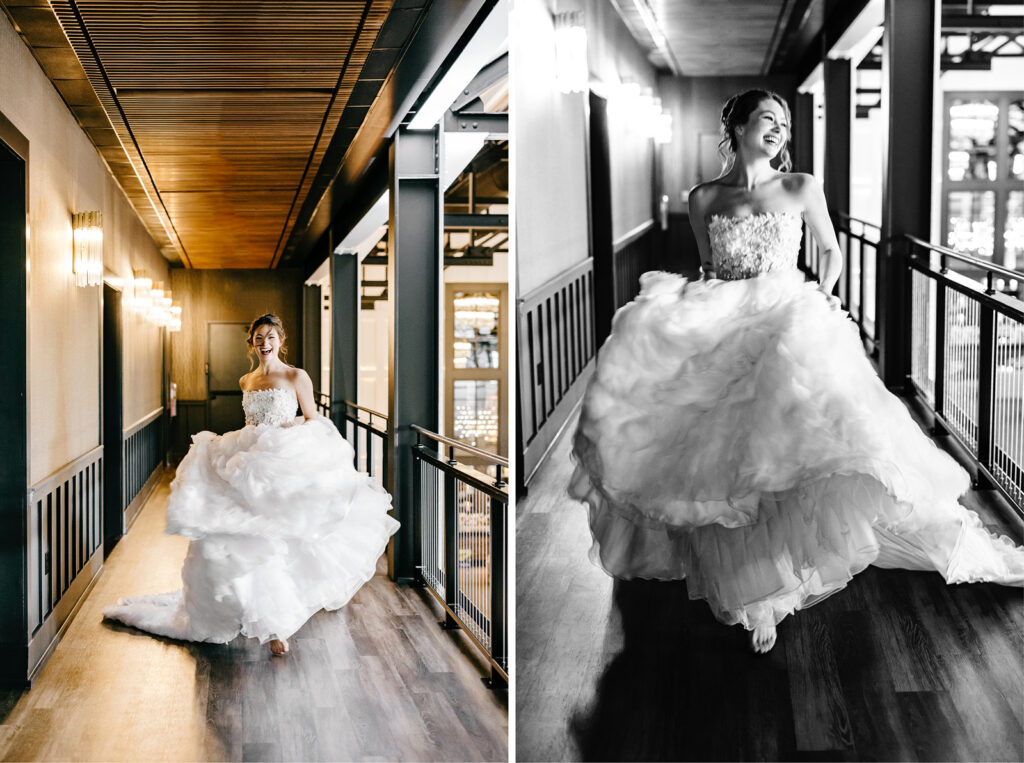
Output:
(289, 0), (499, 270)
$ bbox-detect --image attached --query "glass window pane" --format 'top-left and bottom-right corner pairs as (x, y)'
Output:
(1009, 99), (1024, 180)
(452, 290), (500, 369)
(947, 190), (995, 258)
(1006, 190), (1024, 273)
(947, 98), (998, 181)
(453, 380), (499, 453)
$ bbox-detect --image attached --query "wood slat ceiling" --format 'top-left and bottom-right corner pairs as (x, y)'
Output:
(2, 0), (417, 268)
(615, 0), (792, 76)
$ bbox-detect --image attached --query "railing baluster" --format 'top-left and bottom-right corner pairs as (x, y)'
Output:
(934, 282), (947, 426)
(443, 460), (459, 630)
(365, 423), (372, 477)
(978, 302), (996, 484)
(489, 494), (507, 686)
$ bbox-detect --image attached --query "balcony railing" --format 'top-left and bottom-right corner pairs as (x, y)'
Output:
(411, 425), (508, 687)
(905, 237), (1024, 513)
(315, 392), (388, 488)
(803, 213), (881, 356)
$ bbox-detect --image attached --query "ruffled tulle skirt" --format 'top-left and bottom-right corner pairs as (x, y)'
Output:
(103, 416), (399, 643)
(570, 270), (1024, 629)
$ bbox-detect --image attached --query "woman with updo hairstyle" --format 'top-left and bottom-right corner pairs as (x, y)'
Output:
(570, 89), (1024, 654)
(104, 313), (399, 657)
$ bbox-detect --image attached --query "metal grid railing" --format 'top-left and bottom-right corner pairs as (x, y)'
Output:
(910, 269), (936, 403)
(801, 213), (881, 355)
(906, 237), (1024, 514)
(315, 392), (388, 489)
(411, 425), (508, 686)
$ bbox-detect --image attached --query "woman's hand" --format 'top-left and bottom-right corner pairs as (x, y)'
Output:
(819, 288), (842, 311)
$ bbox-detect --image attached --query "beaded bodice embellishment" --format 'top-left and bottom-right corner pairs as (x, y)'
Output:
(708, 212), (803, 281)
(243, 388), (299, 427)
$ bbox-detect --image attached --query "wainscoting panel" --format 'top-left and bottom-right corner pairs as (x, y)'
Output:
(518, 259), (596, 485)
(26, 445), (104, 679)
(123, 407), (164, 529)
(170, 400), (208, 459)
(611, 220), (657, 311)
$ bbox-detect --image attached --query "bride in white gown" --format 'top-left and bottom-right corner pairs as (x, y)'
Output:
(104, 314), (399, 655)
(569, 89), (1024, 654)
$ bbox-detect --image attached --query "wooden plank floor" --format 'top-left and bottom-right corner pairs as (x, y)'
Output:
(0, 472), (508, 762)
(516, 408), (1024, 762)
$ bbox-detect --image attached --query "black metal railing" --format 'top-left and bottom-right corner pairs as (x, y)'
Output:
(802, 213), (881, 355)
(905, 236), (1024, 514)
(315, 392), (388, 488)
(411, 425), (508, 686)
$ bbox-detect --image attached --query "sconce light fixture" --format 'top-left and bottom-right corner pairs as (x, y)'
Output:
(72, 211), (103, 287)
(130, 271), (182, 331)
(554, 11), (588, 94)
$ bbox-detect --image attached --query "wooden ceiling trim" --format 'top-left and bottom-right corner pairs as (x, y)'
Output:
(281, 1), (430, 266)
(1, 0), (182, 262)
(269, 0), (392, 268)
(50, 0), (192, 265)
(5, 0), (423, 268)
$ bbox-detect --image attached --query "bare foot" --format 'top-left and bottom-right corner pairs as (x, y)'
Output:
(750, 624), (777, 654)
(269, 638), (289, 656)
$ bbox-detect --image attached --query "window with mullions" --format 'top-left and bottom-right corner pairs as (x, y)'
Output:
(942, 93), (1024, 286)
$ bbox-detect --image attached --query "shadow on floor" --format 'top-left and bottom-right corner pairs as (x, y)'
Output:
(570, 578), (801, 762)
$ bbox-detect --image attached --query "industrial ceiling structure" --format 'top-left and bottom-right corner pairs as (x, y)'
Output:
(611, 0), (1023, 77)
(1, 0), (499, 270)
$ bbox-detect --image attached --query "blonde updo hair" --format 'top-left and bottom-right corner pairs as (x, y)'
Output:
(246, 313), (287, 369)
(718, 89), (793, 172)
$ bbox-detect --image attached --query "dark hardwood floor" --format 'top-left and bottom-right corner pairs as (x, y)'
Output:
(0, 473), (508, 762)
(516, 407), (1024, 762)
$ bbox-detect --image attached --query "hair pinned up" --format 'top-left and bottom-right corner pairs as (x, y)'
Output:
(246, 313), (288, 369)
(718, 89), (793, 173)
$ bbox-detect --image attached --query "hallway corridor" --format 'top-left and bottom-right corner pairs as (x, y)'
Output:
(0, 472), (508, 762)
(516, 408), (1024, 762)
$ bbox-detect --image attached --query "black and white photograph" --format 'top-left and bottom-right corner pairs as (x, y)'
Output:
(514, 0), (1024, 761)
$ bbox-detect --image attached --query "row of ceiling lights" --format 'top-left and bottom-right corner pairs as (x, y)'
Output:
(72, 211), (182, 332)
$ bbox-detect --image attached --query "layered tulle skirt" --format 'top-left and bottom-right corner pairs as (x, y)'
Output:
(103, 415), (399, 643)
(570, 270), (1024, 629)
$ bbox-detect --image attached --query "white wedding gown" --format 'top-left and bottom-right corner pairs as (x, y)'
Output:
(103, 388), (399, 644)
(570, 211), (1024, 630)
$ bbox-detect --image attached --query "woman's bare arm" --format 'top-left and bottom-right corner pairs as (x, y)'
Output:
(688, 185), (716, 278)
(293, 369), (318, 421)
(800, 175), (843, 294)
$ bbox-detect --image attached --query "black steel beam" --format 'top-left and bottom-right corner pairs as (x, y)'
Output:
(443, 110), (509, 135)
(386, 126), (441, 582)
(879, 0), (938, 389)
(823, 57), (851, 220)
(330, 249), (359, 415)
(290, 0), (497, 267)
(443, 213), (508, 228)
(450, 52), (508, 112)
(942, 14), (1024, 31)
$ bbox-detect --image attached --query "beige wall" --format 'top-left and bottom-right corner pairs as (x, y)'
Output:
(513, 0), (660, 296)
(169, 269), (303, 400)
(582, 0), (657, 243)
(512, 0), (590, 296)
(1, 12), (168, 484)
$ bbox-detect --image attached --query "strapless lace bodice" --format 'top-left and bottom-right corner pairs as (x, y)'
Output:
(243, 388), (298, 427)
(708, 212), (803, 280)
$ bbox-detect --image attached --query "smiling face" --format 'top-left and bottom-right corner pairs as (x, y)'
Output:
(252, 326), (282, 363)
(737, 98), (790, 160)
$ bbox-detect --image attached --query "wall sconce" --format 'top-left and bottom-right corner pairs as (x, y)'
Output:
(72, 211), (102, 287)
(554, 11), (588, 94)
(130, 273), (182, 330)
